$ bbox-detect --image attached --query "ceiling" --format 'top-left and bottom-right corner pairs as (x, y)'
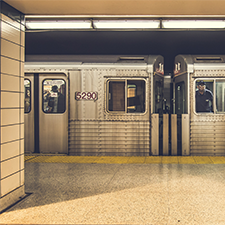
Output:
(4, 0), (225, 17)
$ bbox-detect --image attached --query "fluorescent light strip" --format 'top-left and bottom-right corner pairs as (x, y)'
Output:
(25, 19), (225, 30)
(26, 20), (92, 29)
(162, 20), (225, 29)
(94, 20), (159, 29)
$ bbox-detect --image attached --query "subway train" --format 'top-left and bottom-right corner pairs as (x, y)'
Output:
(173, 55), (225, 156)
(24, 55), (225, 156)
(24, 55), (164, 156)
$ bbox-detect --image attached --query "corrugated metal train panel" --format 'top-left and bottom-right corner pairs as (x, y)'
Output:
(69, 120), (150, 154)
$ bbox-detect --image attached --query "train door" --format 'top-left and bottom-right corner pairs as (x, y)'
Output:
(24, 76), (34, 153)
(171, 74), (189, 155)
(24, 73), (68, 154)
(151, 73), (164, 155)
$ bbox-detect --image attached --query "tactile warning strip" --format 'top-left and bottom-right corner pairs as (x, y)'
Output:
(25, 155), (225, 164)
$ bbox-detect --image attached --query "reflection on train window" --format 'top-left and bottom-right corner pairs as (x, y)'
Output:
(108, 80), (145, 113)
(24, 79), (31, 113)
(216, 80), (225, 113)
(43, 79), (66, 113)
(195, 80), (214, 113)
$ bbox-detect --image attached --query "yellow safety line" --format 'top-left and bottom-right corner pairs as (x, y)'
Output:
(25, 155), (225, 164)
(24, 155), (37, 161)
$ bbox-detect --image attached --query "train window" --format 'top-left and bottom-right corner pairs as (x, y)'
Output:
(43, 79), (66, 113)
(24, 79), (31, 113)
(127, 80), (145, 113)
(195, 80), (214, 113)
(108, 79), (145, 113)
(108, 81), (125, 111)
(127, 84), (136, 112)
(216, 80), (225, 113)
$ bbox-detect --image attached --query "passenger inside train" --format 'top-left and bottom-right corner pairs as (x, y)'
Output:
(195, 80), (213, 113)
(24, 79), (31, 113)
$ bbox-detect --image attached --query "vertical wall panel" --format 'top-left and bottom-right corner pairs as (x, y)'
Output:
(0, 2), (25, 212)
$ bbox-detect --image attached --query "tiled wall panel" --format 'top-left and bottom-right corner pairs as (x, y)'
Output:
(1, 38), (20, 60)
(1, 91), (20, 108)
(20, 62), (24, 77)
(1, 14), (21, 30)
(1, 74), (20, 92)
(20, 124), (24, 139)
(20, 170), (24, 186)
(20, 76), (24, 92)
(21, 46), (25, 61)
(1, 156), (20, 179)
(20, 108), (24, 123)
(1, 172), (20, 196)
(0, 6), (25, 210)
(1, 109), (20, 126)
(1, 21), (21, 45)
(1, 125), (20, 144)
(21, 31), (25, 47)
(1, 140), (20, 161)
(1, 56), (20, 75)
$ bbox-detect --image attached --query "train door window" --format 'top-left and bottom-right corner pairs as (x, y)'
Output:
(216, 80), (225, 113)
(43, 79), (66, 113)
(24, 79), (31, 113)
(108, 79), (145, 113)
(195, 80), (214, 113)
(175, 82), (185, 114)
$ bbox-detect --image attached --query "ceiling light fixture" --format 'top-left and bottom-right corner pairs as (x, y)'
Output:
(93, 20), (160, 29)
(25, 20), (92, 29)
(162, 20), (225, 29)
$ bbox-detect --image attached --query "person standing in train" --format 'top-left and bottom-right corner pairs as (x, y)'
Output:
(195, 80), (213, 113)
(47, 85), (65, 113)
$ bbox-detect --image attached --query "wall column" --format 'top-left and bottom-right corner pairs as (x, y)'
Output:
(0, 1), (25, 212)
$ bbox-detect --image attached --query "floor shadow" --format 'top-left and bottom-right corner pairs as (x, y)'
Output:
(4, 162), (225, 213)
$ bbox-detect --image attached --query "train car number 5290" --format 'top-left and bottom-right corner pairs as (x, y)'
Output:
(75, 91), (98, 101)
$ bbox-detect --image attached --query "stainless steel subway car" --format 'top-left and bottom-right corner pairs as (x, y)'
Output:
(24, 55), (164, 155)
(173, 55), (225, 156)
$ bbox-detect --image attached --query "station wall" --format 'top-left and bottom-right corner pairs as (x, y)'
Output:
(0, 1), (25, 212)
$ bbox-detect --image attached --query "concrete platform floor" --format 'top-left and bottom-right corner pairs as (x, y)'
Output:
(1, 161), (225, 224)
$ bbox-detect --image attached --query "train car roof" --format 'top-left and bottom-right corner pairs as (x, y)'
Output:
(25, 54), (163, 65)
(175, 55), (225, 73)
(175, 55), (225, 64)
